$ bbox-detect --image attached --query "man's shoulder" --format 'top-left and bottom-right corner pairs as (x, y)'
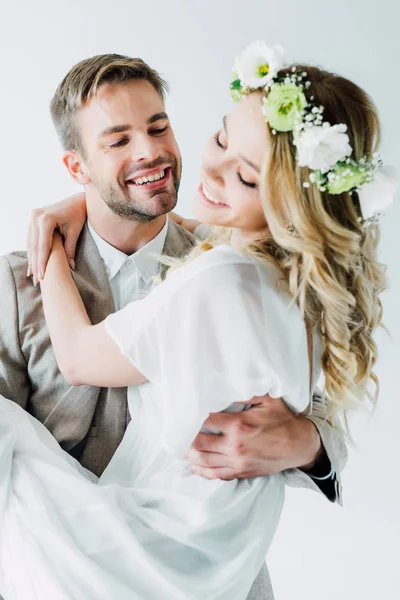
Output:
(0, 251), (29, 283)
(0, 250), (41, 310)
(1, 250), (28, 265)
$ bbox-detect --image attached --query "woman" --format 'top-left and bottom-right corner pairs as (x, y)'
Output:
(0, 42), (393, 599)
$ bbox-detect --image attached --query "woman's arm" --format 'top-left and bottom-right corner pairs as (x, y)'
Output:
(28, 202), (199, 285)
(169, 212), (200, 234)
(40, 234), (146, 388)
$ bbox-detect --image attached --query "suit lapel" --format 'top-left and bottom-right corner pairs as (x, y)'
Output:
(73, 223), (116, 322)
(43, 224), (116, 449)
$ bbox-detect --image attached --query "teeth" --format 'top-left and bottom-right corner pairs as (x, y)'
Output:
(132, 169), (165, 185)
(202, 184), (221, 204)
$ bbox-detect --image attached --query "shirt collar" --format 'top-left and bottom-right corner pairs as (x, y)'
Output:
(87, 218), (169, 284)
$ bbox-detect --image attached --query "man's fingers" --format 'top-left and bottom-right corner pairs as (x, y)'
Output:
(201, 411), (237, 432)
(191, 432), (226, 454)
(191, 465), (237, 481)
(187, 448), (232, 469)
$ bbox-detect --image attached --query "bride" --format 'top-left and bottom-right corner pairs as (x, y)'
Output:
(0, 42), (393, 599)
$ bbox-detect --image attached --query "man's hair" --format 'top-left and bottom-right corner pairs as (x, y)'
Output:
(50, 53), (169, 153)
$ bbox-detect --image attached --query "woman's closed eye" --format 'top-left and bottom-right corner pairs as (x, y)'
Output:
(214, 131), (257, 189)
(214, 131), (224, 149)
(237, 172), (256, 189)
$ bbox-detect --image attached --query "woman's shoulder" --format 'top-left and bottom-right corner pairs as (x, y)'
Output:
(164, 244), (283, 301)
(196, 244), (282, 284)
(174, 244), (257, 283)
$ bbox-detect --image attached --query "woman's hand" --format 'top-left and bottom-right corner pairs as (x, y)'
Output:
(27, 192), (87, 284)
(169, 212), (200, 234)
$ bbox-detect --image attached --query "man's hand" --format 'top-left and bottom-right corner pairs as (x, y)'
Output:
(187, 394), (323, 480)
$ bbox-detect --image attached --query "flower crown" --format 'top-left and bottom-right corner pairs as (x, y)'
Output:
(230, 41), (398, 226)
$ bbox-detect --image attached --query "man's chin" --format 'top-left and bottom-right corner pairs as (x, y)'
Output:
(137, 191), (178, 216)
(116, 192), (176, 221)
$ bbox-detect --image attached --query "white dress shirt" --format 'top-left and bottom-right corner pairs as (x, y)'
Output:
(87, 219), (169, 311)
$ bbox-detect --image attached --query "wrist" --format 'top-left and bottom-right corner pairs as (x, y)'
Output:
(297, 418), (323, 471)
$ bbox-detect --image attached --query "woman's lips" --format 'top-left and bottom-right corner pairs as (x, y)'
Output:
(198, 183), (229, 208)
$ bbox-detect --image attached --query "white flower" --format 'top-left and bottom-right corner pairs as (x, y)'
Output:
(358, 165), (399, 220)
(235, 41), (285, 89)
(296, 123), (352, 173)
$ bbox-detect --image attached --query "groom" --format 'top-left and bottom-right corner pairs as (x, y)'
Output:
(0, 53), (346, 599)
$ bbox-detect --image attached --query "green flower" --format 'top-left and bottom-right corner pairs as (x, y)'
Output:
(326, 161), (371, 195)
(262, 82), (307, 132)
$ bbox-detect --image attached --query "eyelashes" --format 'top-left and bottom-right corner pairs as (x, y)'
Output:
(237, 172), (256, 188)
(214, 132), (224, 148)
(149, 127), (168, 136)
(214, 131), (256, 189)
(110, 138), (129, 148)
(110, 126), (169, 149)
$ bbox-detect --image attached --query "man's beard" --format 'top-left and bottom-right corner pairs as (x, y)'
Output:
(90, 155), (181, 223)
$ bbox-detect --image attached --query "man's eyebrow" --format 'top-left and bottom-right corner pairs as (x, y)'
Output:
(98, 124), (132, 139)
(223, 115), (260, 173)
(147, 112), (169, 124)
(98, 113), (169, 139)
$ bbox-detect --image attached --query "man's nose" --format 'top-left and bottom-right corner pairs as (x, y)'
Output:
(130, 134), (160, 163)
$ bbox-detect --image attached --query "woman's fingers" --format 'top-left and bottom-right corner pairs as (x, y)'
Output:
(62, 225), (81, 271)
(28, 214), (41, 285)
(37, 216), (58, 281)
(26, 219), (32, 278)
(26, 194), (87, 283)
(26, 209), (57, 284)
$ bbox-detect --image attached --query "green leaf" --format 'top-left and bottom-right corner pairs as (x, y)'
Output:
(230, 79), (242, 91)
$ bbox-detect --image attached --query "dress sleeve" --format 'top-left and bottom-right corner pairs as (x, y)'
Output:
(193, 223), (211, 240)
(105, 253), (310, 457)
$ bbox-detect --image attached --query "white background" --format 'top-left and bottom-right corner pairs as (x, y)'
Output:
(0, 1), (399, 598)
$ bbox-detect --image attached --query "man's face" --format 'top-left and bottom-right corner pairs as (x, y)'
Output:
(76, 80), (181, 222)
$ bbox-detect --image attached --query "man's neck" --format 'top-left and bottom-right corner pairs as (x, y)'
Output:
(86, 201), (167, 255)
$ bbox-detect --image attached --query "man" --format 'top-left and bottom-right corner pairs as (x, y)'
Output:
(0, 54), (346, 599)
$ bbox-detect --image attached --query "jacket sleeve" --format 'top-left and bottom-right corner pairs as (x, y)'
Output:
(283, 388), (348, 505)
(0, 255), (31, 407)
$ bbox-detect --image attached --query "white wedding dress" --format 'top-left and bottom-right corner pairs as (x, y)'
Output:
(0, 245), (322, 600)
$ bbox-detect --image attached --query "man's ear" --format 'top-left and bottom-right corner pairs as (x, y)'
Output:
(62, 151), (92, 185)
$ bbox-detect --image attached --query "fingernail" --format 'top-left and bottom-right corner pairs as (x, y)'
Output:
(33, 276), (37, 286)
(70, 259), (75, 270)
(27, 266), (31, 277)
(39, 270), (44, 281)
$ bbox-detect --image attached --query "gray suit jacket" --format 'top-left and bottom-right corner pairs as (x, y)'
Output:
(0, 219), (346, 600)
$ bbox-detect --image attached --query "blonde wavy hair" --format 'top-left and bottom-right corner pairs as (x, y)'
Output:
(165, 65), (386, 425)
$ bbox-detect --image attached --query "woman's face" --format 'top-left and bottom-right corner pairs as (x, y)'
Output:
(193, 92), (269, 238)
